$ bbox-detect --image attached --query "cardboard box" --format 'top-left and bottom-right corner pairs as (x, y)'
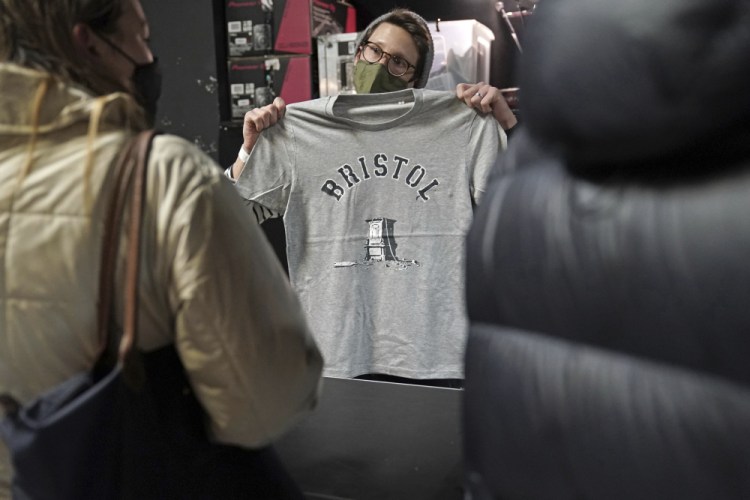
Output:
(311, 0), (356, 38)
(225, 0), (312, 57)
(228, 55), (312, 121)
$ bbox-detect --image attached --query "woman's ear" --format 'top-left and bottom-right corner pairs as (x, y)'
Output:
(72, 23), (99, 58)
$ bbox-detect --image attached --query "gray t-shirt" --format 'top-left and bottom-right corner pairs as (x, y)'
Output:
(235, 88), (505, 379)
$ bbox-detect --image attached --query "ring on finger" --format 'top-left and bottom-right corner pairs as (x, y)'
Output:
(474, 92), (484, 99)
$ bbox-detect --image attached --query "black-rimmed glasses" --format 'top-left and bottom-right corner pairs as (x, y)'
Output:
(360, 41), (416, 78)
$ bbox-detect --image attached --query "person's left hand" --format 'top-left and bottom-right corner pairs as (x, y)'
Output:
(456, 82), (518, 131)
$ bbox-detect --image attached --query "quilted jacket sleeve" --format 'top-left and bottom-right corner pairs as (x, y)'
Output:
(143, 135), (323, 448)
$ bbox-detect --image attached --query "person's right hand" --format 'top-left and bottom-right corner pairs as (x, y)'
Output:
(243, 97), (287, 151)
(232, 97), (287, 179)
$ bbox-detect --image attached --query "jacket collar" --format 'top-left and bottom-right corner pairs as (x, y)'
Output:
(0, 62), (145, 136)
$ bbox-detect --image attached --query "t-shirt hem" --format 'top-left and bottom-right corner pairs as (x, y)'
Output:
(323, 365), (464, 380)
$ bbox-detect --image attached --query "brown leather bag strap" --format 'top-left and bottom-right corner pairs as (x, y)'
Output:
(97, 130), (158, 364)
(119, 130), (157, 361)
(1, 131), (157, 414)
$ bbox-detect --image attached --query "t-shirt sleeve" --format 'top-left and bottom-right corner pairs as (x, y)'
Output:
(233, 121), (295, 215)
(467, 114), (507, 205)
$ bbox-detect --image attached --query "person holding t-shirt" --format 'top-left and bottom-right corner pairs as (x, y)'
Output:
(226, 9), (511, 386)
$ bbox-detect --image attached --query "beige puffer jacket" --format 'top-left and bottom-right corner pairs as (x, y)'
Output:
(0, 63), (323, 497)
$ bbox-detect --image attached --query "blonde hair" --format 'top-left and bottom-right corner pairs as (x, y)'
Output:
(2, 0), (146, 206)
(0, 0), (128, 96)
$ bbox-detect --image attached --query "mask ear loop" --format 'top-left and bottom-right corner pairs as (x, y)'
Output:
(406, 62), (420, 84)
(92, 31), (158, 125)
(406, 52), (421, 85)
(95, 31), (141, 67)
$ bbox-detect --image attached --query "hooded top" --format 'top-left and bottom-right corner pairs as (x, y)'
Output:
(355, 9), (435, 89)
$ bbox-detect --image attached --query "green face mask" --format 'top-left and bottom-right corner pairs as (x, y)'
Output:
(353, 60), (410, 94)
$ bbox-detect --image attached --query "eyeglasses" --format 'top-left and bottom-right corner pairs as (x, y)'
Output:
(360, 42), (416, 78)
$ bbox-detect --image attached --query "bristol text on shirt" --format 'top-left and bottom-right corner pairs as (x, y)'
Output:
(321, 153), (441, 202)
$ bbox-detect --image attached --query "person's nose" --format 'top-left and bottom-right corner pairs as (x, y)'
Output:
(142, 46), (155, 64)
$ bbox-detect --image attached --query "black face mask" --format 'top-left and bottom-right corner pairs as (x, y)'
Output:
(97, 34), (162, 125)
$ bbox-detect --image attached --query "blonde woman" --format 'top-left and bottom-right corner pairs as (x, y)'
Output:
(0, 0), (322, 497)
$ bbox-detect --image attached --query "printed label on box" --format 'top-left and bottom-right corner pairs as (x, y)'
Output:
(226, 0), (274, 57)
(225, 0), (312, 57)
(228, 55), (311, 120)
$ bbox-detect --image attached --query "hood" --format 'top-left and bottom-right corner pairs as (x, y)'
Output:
(0, 62), (145, 137)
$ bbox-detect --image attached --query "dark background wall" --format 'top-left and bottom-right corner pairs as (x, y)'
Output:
(140, 0), (224, 161)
